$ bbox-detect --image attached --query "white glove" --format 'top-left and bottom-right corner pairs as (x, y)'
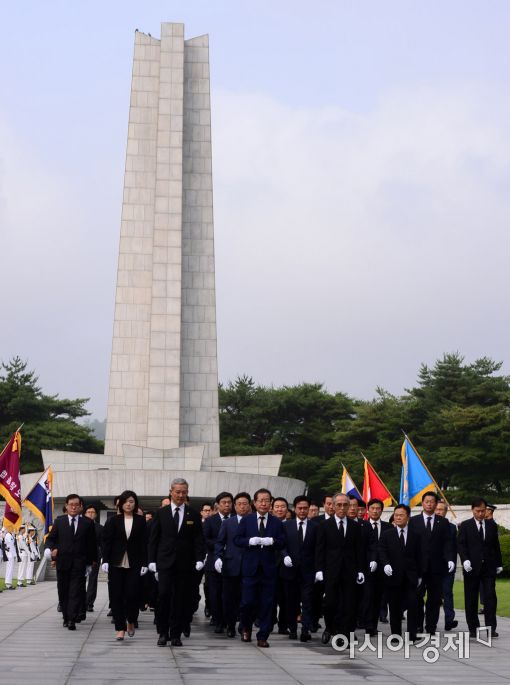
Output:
(369, 561), (377, 573)
(417, 577), (422, 587)
(195, 561), (204, 571)
(101, 562), (109, 573)
(155, 572), (159, 581)
(496, 566), (503, 575)
(283, 555), (293, 568)
(214, 558), (223, 573)
(448, 561), (455, 573)
(315, 571), (323, 583)
(85, 566), (92, 577)
(384, 564), (393, 577)
(356, 572), (365, 585)
(148, 562), (157, 573)
(260, 537), (274, 546)
(463, 560), (472, 573)
(249, 537), (262, 546)
(140, 566), (148, 576)
(44, 548), (52, 560)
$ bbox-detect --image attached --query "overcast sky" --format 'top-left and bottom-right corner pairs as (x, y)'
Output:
(1, 1), (510, 419)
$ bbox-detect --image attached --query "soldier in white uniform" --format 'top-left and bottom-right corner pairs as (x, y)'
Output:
(3, 528), (20, 589)
(16, 524), (30, 587)
(26, 526), (40, 584)
(0, 528), (7, 591)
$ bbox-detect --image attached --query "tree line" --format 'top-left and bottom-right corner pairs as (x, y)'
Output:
(1, 353), (509, 504)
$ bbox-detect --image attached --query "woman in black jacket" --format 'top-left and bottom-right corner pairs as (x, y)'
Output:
(101, 490), (148, 640)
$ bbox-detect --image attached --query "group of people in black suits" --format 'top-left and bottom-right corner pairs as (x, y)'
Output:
(44, 483), (503, 647)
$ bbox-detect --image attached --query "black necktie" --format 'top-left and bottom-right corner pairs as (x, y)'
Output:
(373, 522), (379, 540)
(426, 516), (432, 533)
(259, 516), (266, 535)
(298, 521), (304, 545)
(338, 519), (345, 538)
(71, 517), (76, 534)
(174, 507), (180, 529)
(399, 528), (405, 547)
(479, 522), (484, 541)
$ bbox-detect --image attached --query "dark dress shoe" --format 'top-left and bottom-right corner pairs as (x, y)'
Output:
(277, 627), (289, 635)
(170, 638), (183, 646)
(63, 621), (69, 628)
(214, 624), (224, 634)
(288, 631), (298, 640)
(57, 603), (62, 612)
(157, 634), (168, 646)
(469, 631), (477, 639)
(300, 631), (312, 642)
(492, 630), (499, 638)
(107, 609), (113, 617)
(226, 628), (236, 638)
(78, 613), (86, 622)
(321, 630), (331, 644)
(257, 640), (270, 648)
(68, 622), (76, 631)
(183, 625), (191, 638)
(204, 606), (211, 618)
(445, 620), (458, 631)
(241, 630), (252, 642)
(86, 605), (94, 612)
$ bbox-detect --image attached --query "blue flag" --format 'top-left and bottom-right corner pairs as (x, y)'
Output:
(341, 464), (362, 500)
(23, 467), (54, 539)
(400, 437), (434, 507)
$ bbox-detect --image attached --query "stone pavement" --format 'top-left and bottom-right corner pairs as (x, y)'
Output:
(1, 582), (510, 685)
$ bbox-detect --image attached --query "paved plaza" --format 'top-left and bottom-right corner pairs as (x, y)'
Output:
(1, 582), (509, 684)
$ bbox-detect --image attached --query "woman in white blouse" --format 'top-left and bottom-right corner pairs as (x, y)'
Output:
(101, 490), (148, 640)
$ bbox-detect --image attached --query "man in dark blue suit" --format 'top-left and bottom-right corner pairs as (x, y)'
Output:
(214, 492), (252, 637)
(281, 495), (318, 642)
(234, 488), (285, 648)
(203, 491), (233, 633)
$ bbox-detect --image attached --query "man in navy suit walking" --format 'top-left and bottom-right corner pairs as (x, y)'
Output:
(281, 495), (318, 642)
(234, 488), (285, 648)
(214, 492), (252, 637)
(203, 491), (233, 633)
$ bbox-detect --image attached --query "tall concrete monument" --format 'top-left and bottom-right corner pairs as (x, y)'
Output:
(21, 23), (305, 511)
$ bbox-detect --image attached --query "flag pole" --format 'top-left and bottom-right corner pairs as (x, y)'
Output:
(401, 431), (456, 518)
(360, 451), (398, 504)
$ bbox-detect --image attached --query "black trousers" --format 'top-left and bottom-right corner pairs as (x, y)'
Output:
(222, 575), (242, 630)
(272, 577), (288, 630)
(388, 576), (418, 638)
(56, 564), (86, 623)
(312, 580), (324, 628)
(108, 566), (141, 631)
(361, 572), (385, 632)
(206, 569), (224, 625)
(156, 567), (193, 639)
(464, 569), (497, 631)
(86, 566), (99, 608)
(284, 572), (314, 632)
(323, 575), (356, 637)
(417, 572), (443, 632)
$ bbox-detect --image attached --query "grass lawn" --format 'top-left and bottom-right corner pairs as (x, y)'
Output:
(454, 578), (510, 618)
(0, 578), (23, 590)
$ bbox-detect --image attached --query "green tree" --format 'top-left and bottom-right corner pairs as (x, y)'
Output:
(0, 357), (103, 473)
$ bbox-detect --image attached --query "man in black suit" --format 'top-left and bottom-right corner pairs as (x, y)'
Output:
(203, 491), (233, 633)
(378, 504), (421, 642)
(234, 488), (285, 648)
(408, 491), (455, 634)
(83, 504), (103, 612)
(348, 496), (377, 632)
(312, 493), (334, 630)
(361, 498), (392, 636)
(281, 495), (318, 642)
(458, 497), (503, 638)
(315, 492), (365, 644)
(317, 494), (335, 521)
(44, 493), (98, 630)
(214, 491), (252, 637)
(148, 478), (206, 647)
(435, 500), (458, 631)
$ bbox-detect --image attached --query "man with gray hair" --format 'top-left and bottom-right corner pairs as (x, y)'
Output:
(148, 478), (206, 647)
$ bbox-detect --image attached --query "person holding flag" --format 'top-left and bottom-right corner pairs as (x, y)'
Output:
(0, 430), (23, 589)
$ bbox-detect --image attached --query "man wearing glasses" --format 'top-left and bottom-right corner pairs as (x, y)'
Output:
(315, 492), (365, 645)
(234, 488), (285, 648)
